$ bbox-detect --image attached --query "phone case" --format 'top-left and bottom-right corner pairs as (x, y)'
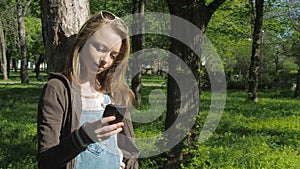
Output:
(103, 104), (126, 124)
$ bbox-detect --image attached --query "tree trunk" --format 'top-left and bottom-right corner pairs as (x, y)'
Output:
(0, 18), (8, 80)
(294, 67), (300, 98)
(131, 0), (145, 107)
(7, 51), (11, 78)
(164, 0), (226, 168)
(12, 58), (17, 72)
(16, 0), (31, 84)
(248, 0), (264, 102)
(35, 54), (44, 80)
(41, 0), (89, 73)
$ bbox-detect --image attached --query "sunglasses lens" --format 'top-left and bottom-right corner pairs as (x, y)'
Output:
(102, 11), (116, 20)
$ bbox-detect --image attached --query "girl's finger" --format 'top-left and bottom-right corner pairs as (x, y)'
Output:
(95, 122), (124, 134)
(97, 127), (123, 141)
(101, 116), (116, 124)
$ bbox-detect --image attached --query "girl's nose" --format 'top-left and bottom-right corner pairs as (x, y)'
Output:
(100, 52), (110, 62)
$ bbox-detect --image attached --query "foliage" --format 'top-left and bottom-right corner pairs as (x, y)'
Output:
(0, 0), (19, 60)
(89, 0), (131, 16)
(25, 16), (44, 67)
(205, 0), (299, 91)
(0, 0), (43, 72)
(27, 0), (40, 17)
(0, 0), (298, 92)
(259, 0), (300, 89)
(206, 0), (253, 89)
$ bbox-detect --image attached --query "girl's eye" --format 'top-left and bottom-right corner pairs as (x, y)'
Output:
(95, 45), (107, 52)
(110, 53), (118, 59)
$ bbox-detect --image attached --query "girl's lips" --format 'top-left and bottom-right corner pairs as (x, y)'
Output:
(97, 66), (105, 73)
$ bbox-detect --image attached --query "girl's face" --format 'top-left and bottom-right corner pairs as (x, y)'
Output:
(79, 26), (122, 82)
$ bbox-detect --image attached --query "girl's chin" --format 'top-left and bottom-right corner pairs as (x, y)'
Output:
(97, 68), (105, 74)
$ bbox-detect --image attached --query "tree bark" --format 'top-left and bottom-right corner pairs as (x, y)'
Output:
(294, 67), (300, 97)
(16, 0), (31, 84)
(41, 0), (89, 73)
(164, 0), (226, 168)
(6, 51), (11, 78)
(131, 0), (145, 107)
(248, 0), (264, 102)
(12, 58), (17, 72)
(34, 54), (44, 80)
(0, 18), (8, 80)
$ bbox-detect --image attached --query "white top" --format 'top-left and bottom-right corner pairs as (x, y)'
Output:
(80, 81), (108, 110)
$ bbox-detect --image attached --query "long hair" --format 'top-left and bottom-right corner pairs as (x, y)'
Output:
(63, 12), (134, 108)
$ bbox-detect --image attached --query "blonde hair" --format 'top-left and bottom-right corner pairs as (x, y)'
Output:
(63, 11), (134, 107)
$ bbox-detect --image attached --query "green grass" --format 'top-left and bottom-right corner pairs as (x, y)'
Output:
(0, 84), (44, 169)
(0, 70), (47, 83)
(0, 74), (299, 168)
(134, 88), (299, 169)
(141, 74), (166, 85)
(181, 90), (300, 169)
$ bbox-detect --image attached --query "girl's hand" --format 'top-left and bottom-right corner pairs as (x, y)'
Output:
(82, 116), (124, 142)
(120, 161), (126, 169)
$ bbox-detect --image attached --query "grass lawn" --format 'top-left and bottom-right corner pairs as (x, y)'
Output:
(1, 70), (48, 83)
(0, 84), (44, 168)
(0, 74), (299, 168)
(181, 90), (300, 168)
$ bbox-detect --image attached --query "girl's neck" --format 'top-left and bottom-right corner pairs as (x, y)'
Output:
(80, 81), (103, 98)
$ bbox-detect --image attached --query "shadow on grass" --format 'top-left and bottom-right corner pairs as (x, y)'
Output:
(0, 84), (43, 168)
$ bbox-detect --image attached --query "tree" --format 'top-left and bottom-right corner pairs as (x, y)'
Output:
(164, 0), (226, 168)
(40, 0), (89, 73)
(206, 0), (253, 89)
(131, 0), (145, 107)
(266, 0), (300, 96)
(248, 0), (264, 101)
(285, 0), (300, 97)
(26, 16), (44, 80)
(16, 0), (31, 84)
(0, 18), (8, 80)
(1, 0), (19, 77)
(25, 0), (45, 80)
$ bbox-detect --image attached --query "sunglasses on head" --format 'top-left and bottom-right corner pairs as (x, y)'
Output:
(98, 10), (128, 30)
(99, 10), (119, 20)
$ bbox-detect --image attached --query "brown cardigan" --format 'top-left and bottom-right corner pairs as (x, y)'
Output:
(37, 73), (139, 169)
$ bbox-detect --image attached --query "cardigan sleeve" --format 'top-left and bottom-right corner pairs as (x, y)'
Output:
(118, 112), (140, 169)
(37, 79), (84, 169)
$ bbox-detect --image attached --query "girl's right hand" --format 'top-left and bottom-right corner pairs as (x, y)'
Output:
(82, 116), (124, 142)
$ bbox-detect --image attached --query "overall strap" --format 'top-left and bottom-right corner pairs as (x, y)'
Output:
(103, 94), (110, 107)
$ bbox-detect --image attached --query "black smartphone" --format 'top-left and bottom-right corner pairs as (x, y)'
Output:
(103, 104), (126, 125)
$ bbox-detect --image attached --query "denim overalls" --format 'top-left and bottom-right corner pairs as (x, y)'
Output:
(74, 95), (121, 169)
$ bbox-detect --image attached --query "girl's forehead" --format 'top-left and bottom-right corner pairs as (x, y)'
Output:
(89, 27), (122, 47)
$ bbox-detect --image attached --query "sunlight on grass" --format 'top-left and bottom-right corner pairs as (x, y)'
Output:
(0, 74), (299, 168)
(0, 84), (43, 169)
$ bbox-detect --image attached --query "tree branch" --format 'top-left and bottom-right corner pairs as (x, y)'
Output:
(24, 0), (31, 13)
(16, 0), (31, 17)
(207, 0), (228, 14)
